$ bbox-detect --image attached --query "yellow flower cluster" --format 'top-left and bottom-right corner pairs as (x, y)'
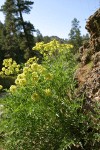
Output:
(9, 85), (17, 93)
(10, 59), (53, 95)
(31, 92), (40, 100)
(33, 39), (73, 60)
(31, 88), (52, 101)
(0, 58), (20, 76)
(8, 41), (73, 95)
(44, 88), (51, 96)
(25, 57), (39, 67)
(15, 73), (27, 86)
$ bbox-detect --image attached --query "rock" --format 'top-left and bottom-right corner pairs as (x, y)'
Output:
(75, 9), (100, 103)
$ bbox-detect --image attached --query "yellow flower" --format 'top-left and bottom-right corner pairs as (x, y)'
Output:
(5, 69), (10, 75)
(4, 63), (8, 67)
(31, 92), (39, 100)
(0, 85), (3, 90)
(15, 68), (20, 73)
(27, 68), (32, 73)
(19, 78), (27, 86)
(10, 85), (17, 93)
(0, 71), (3, 75)
(12, 61), (17, 67)
(31, 63), (38, 71)
(32, 72), (38, 81)
(9, 58), (13, 63)
(17, 64), (20, 68)
(15, 78), (19, 85)
(2, 67), (5, 72)
(33, 56), (37, 61)
(45, 73), (53, 80)
(37, 65), (46, 73)
(44, 88), (51, 96)
(23, 67), (29, 72)
(17, 73), (26, 79)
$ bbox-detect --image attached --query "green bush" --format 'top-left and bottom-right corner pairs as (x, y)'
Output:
(0, 41), (100, 150)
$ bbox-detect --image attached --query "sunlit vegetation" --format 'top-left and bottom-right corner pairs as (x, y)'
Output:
(0, 1), (99, 149)
(0, 40), (99, 150)
(0, 58), (20, 76)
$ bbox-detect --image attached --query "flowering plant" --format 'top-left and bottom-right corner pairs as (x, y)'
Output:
(0, 58), (20, 76)
(1, 40), (99, 150)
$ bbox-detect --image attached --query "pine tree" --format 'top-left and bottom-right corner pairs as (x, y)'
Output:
(35, 29), (44, 43)
(0, 0), (20, 59)
(0, 21), (5, 68)
(68, 18), (82, 53)
(16, 0), (35, 58)
(0, 0), (35, 61)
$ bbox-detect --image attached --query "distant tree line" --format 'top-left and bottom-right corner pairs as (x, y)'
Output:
(0, 0), (89, 68)
(35, 19), (89, 51)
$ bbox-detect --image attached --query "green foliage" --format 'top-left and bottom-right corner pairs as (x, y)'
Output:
(0, 0), (35, 62)
(34, 29), (44, 43)
(0, 41), (99, 150)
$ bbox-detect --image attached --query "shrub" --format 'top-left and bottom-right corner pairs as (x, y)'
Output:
(1, 41), (99, 150)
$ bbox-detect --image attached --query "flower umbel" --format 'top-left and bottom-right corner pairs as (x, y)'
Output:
(10, 85), (17, 93)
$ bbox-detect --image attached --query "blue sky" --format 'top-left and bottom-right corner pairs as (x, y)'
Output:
(0, 0), (99, 39)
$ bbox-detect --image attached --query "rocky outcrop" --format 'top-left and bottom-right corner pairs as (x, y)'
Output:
(75, 9), (100, 102)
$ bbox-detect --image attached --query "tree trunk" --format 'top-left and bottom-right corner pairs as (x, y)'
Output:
(17, 0), (32, 52)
